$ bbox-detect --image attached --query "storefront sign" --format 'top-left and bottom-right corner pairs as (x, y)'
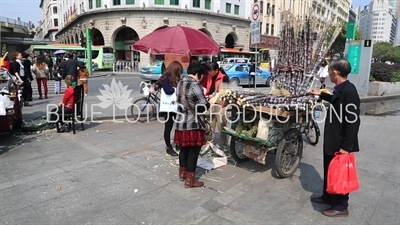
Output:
(249, 35), (280, 49)
(64, 4), (77, 25)
(165, 54), (190, 69)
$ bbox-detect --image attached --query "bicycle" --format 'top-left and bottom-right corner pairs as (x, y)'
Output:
(130, 81), (160, 122)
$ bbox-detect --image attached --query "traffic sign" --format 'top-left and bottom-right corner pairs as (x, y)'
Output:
(251, 2), (260, 22)
(251, 21), (260, 45)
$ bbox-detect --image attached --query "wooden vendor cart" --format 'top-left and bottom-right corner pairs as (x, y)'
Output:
(0, 79), (23, 134)
(222, 105), (311, 178)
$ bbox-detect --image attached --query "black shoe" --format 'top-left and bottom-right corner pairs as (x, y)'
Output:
(24, 102), (32, 107)
(310, 196), (330, 205)
(166, 146), (178, 156)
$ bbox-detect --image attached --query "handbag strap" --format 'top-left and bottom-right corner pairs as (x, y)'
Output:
(179, 81), (207, 128)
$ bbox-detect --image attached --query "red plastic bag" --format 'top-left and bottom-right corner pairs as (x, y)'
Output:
(327, 153), (360, 194)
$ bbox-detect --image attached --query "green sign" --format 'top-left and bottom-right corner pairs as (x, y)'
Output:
(347, 42), (361, 74)
(346, 22), (356, 42)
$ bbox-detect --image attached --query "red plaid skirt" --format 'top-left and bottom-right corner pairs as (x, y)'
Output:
(174, 130), (206, 147)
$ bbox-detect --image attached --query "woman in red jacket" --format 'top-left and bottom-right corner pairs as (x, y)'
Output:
(49, 75), (74, 132)
(205, 62), (229, 149)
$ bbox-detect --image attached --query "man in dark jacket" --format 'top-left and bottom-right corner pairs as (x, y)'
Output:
(64, 53), (78, 87)
(310, 58), (360, 217)
(22, 53), (33, 102)
(44, 52), (54, 77)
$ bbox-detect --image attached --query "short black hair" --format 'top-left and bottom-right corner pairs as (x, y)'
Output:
(187, 63), (206, 79)
(329, 58), (351, 77)
(68, 53), (74, 59)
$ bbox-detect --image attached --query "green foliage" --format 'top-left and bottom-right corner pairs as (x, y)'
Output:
(326, 24), (363, 56)
(373, 43), (400, 63)
(370, 63), (394, 82)
(392, 72), (400, 83)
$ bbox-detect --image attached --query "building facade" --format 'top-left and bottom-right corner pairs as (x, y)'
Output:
(55, 0), (251, 65)
(349, 7), (357, 22)
(359, 0), (397, 44)
(39, 0), (59, 40)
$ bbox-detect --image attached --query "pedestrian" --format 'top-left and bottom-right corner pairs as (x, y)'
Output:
(11, 52), (30, 106)
(78, 62), (89, 96)
(49, 75), (74, 132)
(44, 52), (54, 77)
(309, 58), (361, 217)
(31, 55), (49, 99)
(249, 61), (256, 87)
(64, 53), (78, 87)
(22, 53), (33, 102)
(318, 59), (329, 88)
(174, 63), (210, 188)
(205, 62), (229, 149)
(155, 61), (183, 157)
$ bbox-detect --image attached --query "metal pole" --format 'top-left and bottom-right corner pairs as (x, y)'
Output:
(254, 44), (257, 89)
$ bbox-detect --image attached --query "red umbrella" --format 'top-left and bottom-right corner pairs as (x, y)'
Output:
(132, 26), (220, 55)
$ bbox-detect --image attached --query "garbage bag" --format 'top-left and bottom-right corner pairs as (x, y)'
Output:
(21, 116), (56, 132)
(197, 142), (228, 170)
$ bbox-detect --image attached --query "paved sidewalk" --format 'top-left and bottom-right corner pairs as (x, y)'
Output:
(0, 115), (399, 224)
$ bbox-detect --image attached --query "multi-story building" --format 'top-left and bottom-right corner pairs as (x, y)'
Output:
(54, 0), (252, 65)
(349, 7), (357, 22)
(39, 0), (59, 40)
(359, 0), (397, 44)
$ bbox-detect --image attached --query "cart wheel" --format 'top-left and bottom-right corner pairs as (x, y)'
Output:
(305, 120), (319, 145)
(230, 137), (249, 163)
(275, 128), (303, 178)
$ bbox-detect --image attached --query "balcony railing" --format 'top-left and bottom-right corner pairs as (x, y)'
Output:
(1, 37), (54, 42)
(0, 16), (33, 28)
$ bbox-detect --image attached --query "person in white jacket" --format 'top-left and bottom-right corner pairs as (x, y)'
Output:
(318, 60), (329, 88)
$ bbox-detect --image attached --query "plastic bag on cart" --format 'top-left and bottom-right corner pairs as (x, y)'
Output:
(0, 102), (5, 115)
(256, 119), (273, 140)
(197, 141), (228, 170)
(21, 116), (56, 132)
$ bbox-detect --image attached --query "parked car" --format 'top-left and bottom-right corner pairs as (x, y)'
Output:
(221, 63), (273, 87)
(140, 61), (187, 81)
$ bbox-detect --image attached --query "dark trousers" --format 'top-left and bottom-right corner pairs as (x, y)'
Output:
(179, 146), (201, 172)
(322, 151), (349, 211)
(50, 106), (73, 124)
(164, 112), (176, 148)
(248, 75), (255, 87)
(21, 76), (30, 101)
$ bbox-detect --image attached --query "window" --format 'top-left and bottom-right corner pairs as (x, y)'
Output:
(266, 23), (269, 34)
(260, 1), (263, 13)
(155, 0), (164, 5)
(126, 0), (135, 4)
(192, 0), (200, 7)
(89, 0), (93, 9)
(272, 5), (275, 16)
(271, 24), (274, 36)
(96, 0), (101, 7)
(205, 0), (211, 9)
(53, 7), (57, 14)
(170, 0), (178, 5)
(234, 5), (239, 15)
(226, 3), (231, 13)
(113, 0), (121, 5)
(267, 3), (270, 14)
(54, 19), (58, 27)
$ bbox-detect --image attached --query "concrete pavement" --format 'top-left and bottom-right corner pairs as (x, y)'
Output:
(0, 115), (399, 224)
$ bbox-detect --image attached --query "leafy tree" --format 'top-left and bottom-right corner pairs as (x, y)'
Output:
(373, 42), (399, 62)
(325, 24), (363, 57)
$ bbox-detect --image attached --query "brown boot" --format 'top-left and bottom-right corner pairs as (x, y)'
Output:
(179, 167), (187, 181)
(184, 172), (204, 188)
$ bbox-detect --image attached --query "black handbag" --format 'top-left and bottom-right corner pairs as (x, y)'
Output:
(179, 82), (213, 136)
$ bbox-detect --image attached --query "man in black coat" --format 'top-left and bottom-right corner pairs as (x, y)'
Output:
(310, 58), (360, 217)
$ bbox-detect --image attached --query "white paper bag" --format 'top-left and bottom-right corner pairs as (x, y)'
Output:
(159, 88), (177, 112)
(197, 142), (228, 170)
(256, 119), (273, 140)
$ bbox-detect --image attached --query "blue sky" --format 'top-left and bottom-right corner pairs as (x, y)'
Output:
(0, 0), (374, 25)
